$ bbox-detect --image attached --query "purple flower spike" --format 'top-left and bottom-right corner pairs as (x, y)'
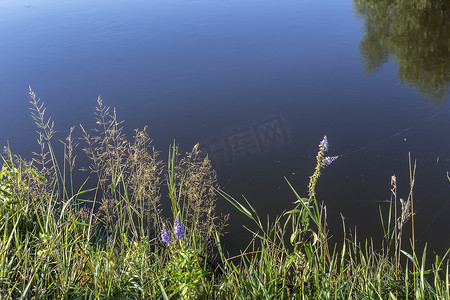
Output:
(108, 235), (114, 247)
(322, 156), (338, 168)
(319, 136), (328, 152)
(174, 213), (184, 239)
(161, 225), (171, 245)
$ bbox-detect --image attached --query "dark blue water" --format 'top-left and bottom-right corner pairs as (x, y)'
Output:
(1, 0), (449, 254)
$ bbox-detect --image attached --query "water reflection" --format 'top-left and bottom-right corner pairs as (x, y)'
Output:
(354, 0), (450, 100)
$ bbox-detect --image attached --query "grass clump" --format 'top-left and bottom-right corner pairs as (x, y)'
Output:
(217, 138), (449, 299)
(0, 88), (449, 299)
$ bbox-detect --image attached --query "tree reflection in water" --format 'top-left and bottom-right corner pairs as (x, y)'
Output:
(354, 0), (450, 100)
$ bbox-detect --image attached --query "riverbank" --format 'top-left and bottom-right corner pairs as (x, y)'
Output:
(0, 90), (448, 299)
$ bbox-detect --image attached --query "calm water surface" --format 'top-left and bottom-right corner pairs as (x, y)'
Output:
(1, 0), (449, 254)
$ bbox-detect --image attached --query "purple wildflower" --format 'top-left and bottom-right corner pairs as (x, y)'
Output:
(322, 156), (338, 168)
(174, 213), (184, 239)
(319, 136), (328, 152)
(78, 207), (88, 218)
(108, 235), (114, 247)
(161, 225), (171, 245)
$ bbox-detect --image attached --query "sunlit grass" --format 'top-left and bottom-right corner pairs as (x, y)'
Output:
(0, 88), (448, 299)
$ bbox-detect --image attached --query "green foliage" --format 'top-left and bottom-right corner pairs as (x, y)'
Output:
(163, 245), (209, 299)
